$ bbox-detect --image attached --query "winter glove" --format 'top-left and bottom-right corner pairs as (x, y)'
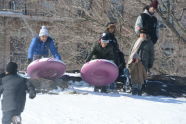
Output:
(29, 90), (36, 99)
(27, 58), (32, 64)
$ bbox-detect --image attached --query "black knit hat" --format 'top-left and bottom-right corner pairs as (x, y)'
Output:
(6, 62), (18, 74)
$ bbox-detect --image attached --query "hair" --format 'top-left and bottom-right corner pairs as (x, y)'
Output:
(6, 62), (18, 75)
(143, 5), (150, 11)
(105, 23), (116, 33)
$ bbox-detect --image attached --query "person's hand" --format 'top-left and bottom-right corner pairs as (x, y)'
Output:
(27, 58), (32, 64)
(132, 58), (139, 63)
(29, 90), (36, 99)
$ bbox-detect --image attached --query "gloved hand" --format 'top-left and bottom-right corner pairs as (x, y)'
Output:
(27, 58), (32, 64)
(29, 90), (36, 99)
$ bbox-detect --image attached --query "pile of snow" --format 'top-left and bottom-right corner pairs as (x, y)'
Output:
(0, 11), (23, 15)
(1, 85), (186, 124)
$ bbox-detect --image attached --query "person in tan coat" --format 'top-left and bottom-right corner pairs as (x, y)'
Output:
(128, 54), (147, 95)
(127, 29), (149, 95)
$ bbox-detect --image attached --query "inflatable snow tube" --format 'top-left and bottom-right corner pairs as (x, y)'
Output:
(81, 59), (119, 86)
(27, 58), (66, 79)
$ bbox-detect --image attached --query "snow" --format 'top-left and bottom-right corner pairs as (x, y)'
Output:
(0, 11), (23, 15)
(64, 72), (81, 77)
(1, 85), (186, 124)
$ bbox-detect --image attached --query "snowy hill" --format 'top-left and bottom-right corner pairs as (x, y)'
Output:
(1, 85), (186, 124)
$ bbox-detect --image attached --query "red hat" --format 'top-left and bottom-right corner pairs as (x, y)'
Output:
(150, 0), (159, 9)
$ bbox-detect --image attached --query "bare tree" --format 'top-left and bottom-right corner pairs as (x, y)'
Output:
(0, 0), (185, 76)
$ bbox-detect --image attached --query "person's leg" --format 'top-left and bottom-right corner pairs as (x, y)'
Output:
(2, 111), (16, 124)
(131, 83), (138, 95)
(101, 86), (108, 93)
(12, 115), (21, 124)
(137, 84), (143, 96)
(109, 82), (116, 90)
(122, 68), (131, 92)
(12, 110), (21, 124)
(94, 86), (100, 92)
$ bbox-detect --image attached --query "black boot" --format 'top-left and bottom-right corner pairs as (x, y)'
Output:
(101, 86), (107, 93)
(138, 89), (142, 96)
(94, 86), (100, 92)
(132, 88), (138, 95)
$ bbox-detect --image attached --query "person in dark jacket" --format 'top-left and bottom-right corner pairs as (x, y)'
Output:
(86, 33), (116, 63)
(104, 22), (126, 75)
(135, 0), (159, 44)
(0, 62), (36, 124)
(27, 26), (61, 64)
(86, 33), (117, 93)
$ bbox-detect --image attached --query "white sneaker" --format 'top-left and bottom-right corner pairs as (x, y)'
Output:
(12, 116), (22, 124)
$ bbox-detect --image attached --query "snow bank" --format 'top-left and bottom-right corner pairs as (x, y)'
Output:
(0, 86), (186, 124)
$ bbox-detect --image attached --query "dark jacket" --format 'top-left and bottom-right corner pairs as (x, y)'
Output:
(135, 9), (159, 44)
(99, 32), (126, 72)
(28, 36), (61, 60)
(0, 74), (36, 113)
(86, 42), (116, 62)
(137, 39), (154, 71)
(140, 13), (158, 44)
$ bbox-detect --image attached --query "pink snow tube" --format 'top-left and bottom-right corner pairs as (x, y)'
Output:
(27, 58), (66, 79)
(81, 59), (119, 86)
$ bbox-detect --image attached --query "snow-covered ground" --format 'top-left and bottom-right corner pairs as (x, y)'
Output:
(0, 11), (23, 15)
(1, 85), (186, 124)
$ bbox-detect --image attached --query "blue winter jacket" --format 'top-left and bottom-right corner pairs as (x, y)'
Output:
(28, 36), (61, 60)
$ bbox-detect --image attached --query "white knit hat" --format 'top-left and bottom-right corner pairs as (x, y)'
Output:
(39, 26), (49, 37)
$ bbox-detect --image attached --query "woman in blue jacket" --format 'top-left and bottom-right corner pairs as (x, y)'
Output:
(27, 26), (61, 63)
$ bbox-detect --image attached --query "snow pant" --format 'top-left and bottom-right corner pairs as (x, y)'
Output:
(2, 110), (20, 124)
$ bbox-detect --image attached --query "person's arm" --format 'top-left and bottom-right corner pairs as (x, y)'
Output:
(156, 20), (159, 39)
(0, 73), (5, 98)
(28, 37), (37, 60)
(148, 43), (154, 69)
(49, 39), (61, 60)
(0, 79), (3, 98)
(86, 43), (96, 62)
(135, 15), (143, 35)
(25, 79), (36, 99)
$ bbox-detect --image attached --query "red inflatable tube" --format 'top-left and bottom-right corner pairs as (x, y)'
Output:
(27, 58), (66, 79)
(81, 59), (119, 86)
